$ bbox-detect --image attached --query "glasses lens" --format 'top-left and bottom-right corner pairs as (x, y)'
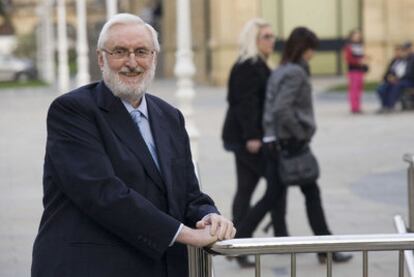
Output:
(134, 48), (151, 58)
(112, 48), (128, 59)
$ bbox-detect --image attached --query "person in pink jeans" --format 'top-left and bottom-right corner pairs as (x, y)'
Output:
(344, 29), (369, 114)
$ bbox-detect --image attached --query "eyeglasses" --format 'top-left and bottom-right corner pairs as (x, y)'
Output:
(101, 47), (155, 60)
(260, 34), (276, 41)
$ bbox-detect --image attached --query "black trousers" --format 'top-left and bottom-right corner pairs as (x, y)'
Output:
(235, 155), (287, 238)
(232, 149), (265, 226)
(236, 143), (331, 238)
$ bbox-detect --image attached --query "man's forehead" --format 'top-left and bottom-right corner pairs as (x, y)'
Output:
(106, 23), (152, 47)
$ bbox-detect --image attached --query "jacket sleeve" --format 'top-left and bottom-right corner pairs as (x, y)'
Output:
(232, 62), (264, 141)
(176, 110), (220, 227)
(269, 68), (307, 140)
(46, 96), (181, 260)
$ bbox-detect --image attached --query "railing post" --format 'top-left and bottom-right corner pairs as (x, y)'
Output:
(187, 246), (212, 277)
(403, 154), (414, 232)
(399, 250), (405, 277)
(255, 255), (261, 277)
(327, 252), (333, 277)
(363, 250), (368, 277)
(394, 215), (414, 276)
(291, 253), (296, 277)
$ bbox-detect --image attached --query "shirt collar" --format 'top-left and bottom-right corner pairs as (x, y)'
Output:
(121, 94), (149, 119)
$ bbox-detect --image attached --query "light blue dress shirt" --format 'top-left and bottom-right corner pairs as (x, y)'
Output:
(122, 96), (160, 170)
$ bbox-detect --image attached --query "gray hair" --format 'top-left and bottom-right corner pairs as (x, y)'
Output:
(97, 13), (160, 52)
(238, 18), (270, 62)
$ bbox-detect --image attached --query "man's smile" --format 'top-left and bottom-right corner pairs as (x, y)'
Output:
(120, 71), (142, 77)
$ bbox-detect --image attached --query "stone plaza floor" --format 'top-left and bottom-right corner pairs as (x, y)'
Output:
(0, 77), (413, 276)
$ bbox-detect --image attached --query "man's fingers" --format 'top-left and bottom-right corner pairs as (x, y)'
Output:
(231, 227), (237, 239)
(216, 223), (227, 240)
(201, 214), (236, 239)
(224, 224), (235, 240)
(209, 217), (219, 236)
(212, 218), (234, 240)
(222, 222), (235, 240)
(196, 220), (205, 229)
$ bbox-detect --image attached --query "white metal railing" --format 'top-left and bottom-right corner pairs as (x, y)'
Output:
(404, 154), (414, 232)
(187, 153), (414, 276)
(395, 215), (414, 276)
(189, 233), (414, 277)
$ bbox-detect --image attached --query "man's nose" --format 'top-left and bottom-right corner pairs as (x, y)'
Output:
(125, 53), (138, 67)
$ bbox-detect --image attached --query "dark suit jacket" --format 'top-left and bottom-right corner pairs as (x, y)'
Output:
(382, 58), (399, 81)
(402, 54), (414, 83)
(31, 81), (218, 277)
(221, 57), (271, 151)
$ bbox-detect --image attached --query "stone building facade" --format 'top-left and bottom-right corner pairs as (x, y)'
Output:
(3, 0), (414, 85)
(162, 0), (414, 85)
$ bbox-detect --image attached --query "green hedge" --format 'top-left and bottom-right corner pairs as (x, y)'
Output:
(327, 81), (379, 93)
(0, 80), (48, 89)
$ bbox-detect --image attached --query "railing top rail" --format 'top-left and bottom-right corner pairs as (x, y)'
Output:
(209, 234), (414, 256)
(404, 153), (414, 164)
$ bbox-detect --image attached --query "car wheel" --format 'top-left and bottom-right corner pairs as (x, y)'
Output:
(15, 72), (30, 83)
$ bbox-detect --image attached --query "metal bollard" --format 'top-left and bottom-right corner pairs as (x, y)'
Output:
(404, 154), (414, 232)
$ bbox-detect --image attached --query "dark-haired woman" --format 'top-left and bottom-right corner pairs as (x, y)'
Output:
(237, 27), (353, 264)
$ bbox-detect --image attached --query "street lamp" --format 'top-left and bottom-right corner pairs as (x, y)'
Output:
(174, 0), (199, 160)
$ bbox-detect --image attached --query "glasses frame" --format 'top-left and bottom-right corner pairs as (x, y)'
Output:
(101, 47), (155, 60)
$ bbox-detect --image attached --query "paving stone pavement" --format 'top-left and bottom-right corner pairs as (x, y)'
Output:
(0, 78), (413, 277)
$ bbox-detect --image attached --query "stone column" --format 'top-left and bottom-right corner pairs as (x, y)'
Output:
(174, 0), (199, 160)
(208, 0), (260, 85)
(57, 0), (70, 93)
(76, 0), (90, 86)
(363, 0), (414, 80)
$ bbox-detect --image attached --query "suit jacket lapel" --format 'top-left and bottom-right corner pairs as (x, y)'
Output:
(96, 82), (165, 192)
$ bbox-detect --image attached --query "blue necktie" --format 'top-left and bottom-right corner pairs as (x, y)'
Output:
(130, 110), (160, 171)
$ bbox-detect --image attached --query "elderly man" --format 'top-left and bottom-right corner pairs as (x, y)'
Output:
(31, 13), (235, 277)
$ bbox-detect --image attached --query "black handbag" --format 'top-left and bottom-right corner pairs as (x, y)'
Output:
(277, 144), (319, 186)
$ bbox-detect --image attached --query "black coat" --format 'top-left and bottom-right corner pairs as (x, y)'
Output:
(31, 81), (218, 277)
(222, 57), (271, 150)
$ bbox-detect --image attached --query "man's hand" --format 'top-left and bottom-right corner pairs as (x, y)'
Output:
(246, 139), (262, 154)
(196, 213), (236, 241)
(176, 225), (218, 248)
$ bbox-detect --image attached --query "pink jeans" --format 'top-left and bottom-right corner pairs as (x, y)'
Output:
(347, 71), (364, 112)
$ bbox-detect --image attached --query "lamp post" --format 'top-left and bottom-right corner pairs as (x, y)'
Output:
(56, 0), (70, 93)
(106, 0), (117, 19)
(43, 0), (55, 84)
(75, 0), (90, 86)
(174, 0), (199, 160)
(36, 0), (55, 84)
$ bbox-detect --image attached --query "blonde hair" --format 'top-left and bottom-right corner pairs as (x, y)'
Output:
(238, 18), (271, 62)
(97, 13), (160, 52)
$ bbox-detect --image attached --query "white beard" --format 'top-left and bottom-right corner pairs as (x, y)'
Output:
(102, 56), (156, 103)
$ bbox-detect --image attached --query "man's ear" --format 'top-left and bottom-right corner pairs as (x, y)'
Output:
(152, 52), (158, 67)
(97, 49), (104, 70)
